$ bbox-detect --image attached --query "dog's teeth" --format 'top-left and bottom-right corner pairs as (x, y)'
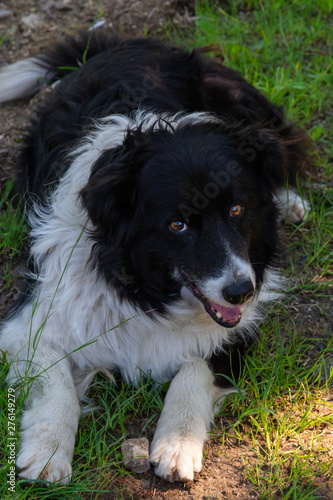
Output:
(216, 311), (222, 319)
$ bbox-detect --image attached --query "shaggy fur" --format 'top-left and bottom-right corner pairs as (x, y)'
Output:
(0, 32), (309, 484)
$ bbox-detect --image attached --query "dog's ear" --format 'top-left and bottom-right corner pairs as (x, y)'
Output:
(253, 129), (288, 186)
(80, 129), (153, 238)
(235, 116), (310, 193)
(237, 125), (299, 192)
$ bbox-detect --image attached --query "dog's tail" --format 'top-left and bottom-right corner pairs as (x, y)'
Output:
(0, 31), (120, 103)
(0, 57), (57, 102)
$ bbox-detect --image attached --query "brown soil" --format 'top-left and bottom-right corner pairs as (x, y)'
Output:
(0, 1), (332, 499)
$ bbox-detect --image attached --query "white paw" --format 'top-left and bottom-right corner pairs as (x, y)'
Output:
(17, 435), (72, 484)
(150, 435), (203, 482)
(286, 194), (310, 223)
(274, 189), (311, 224)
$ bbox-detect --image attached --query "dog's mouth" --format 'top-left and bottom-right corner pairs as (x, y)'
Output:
(180, 272), (242, 328)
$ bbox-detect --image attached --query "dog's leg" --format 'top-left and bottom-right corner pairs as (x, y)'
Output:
(9, 347), (80, 484)
(150, 358), (224, 482)
(273, 187), (310, 224)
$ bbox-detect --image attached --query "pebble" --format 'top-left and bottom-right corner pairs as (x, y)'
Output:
(0, 9), (12, 19)
(121, 437), (150, 473)
(21, 13), (43, 30)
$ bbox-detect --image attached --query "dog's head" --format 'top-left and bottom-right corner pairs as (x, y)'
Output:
(81, 115), (287, 327)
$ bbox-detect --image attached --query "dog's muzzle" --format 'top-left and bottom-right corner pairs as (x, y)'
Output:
(180, 271), (254, 328)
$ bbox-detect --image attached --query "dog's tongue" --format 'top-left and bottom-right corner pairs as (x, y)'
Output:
(180, 271), (242, 327)
(208, 300), (241, 324)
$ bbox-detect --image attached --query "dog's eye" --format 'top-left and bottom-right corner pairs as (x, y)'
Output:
(169, 221), (188, 233)
(229, 204), (243, 217)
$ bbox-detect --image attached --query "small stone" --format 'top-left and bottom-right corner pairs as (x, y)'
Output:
(0, 9), (12, 19)
(121, 437), (150, 473)
(21, 13), (43, 30)
(55, 2), (73, 11)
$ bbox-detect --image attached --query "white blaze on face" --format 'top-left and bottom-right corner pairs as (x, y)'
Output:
(198, 254), (256, 307)
(173, 249), (256, 328)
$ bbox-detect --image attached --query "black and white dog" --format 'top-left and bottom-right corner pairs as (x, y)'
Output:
(0, 32), (310, 484)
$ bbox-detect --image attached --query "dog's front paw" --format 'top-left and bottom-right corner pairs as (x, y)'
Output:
(150, 435), (203, 482)
(287, 194), (311, 224)
(17, 438), (72, 484)
(274, 189), (311, 224)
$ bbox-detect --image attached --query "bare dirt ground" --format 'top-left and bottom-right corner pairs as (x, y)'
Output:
(0, 1), (332, 499)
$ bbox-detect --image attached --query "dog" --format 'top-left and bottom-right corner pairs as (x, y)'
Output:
(0, 31), (310, 484)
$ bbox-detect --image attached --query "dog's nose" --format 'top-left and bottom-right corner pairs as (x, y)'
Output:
(223, 280), (254, 305)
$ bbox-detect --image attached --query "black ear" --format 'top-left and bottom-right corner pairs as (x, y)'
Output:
(80, 129), (153, 238)
(255, 129), (289, 186)
(236, 125), (291, 191)
(236, 118), (310, 191)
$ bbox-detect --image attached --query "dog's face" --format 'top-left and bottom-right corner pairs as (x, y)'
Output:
(81, 120), (285, 326)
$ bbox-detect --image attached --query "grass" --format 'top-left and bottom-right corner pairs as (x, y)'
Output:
(0, 0), (333, 499)
(216, 318), (333, 499)
(0, 181), (27, 257)
(0, 181), (27, 288)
